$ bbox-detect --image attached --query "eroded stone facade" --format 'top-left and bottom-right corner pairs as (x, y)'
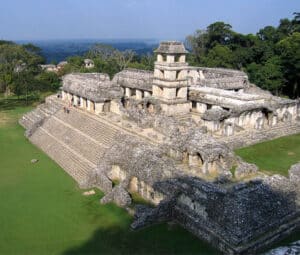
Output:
(20, 41), (300, 255)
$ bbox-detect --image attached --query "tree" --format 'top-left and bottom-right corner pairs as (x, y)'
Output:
(202, 45), (235, 68)
(206, 22), (234, 47)
(186, 29), (209, 62)
(114, 49), (135, 70)
(277, 32), (300, 98)
(87, 43), (115, 60)
(257, 26), (279, 43)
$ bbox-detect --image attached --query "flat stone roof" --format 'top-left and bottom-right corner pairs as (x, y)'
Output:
(154, 41), (188, 54)
(62, 73), (122, 102)
(113, 68), (154, 91)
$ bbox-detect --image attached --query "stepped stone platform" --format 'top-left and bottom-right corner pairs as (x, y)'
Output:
(19, 40), (300, 255)
(217, 121), (300, 149)
(20, 99), (129, 187)
(20, 94), (300, 255)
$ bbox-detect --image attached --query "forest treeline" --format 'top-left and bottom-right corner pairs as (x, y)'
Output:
(186, 12), (300, 98)
(0, 13), (299, 100)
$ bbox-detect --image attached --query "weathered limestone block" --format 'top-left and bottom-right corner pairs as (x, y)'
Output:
(196, 102), (207, 113)
(154, 69), (164, 79)
(223, 122), (234, 136)
(235, 161), (258, 179)
(179, 54), (186, 63)
(289, 163), (300, 187)
(283, 111), (293, 122)
(177, 87), (187, 99)
(125, 87), (131, 97)
(160, 102), (191, 115)
(131, 199), (174, 230)
(157, 54), (163, 62)
(164, 70), (176, 80)
(110, 100), (121, 115)
(166, 55), (175, 63)
(163, 87), (176, 100)
(144, 91), (151, 98)
(152, 85), (163, 98)
(100, 185), (132, 207)
(96, 170), (113, 193)
(255, 117), (264, 130)
(135, 90), (143, 100)
(73, 95), (79, 106)
(62, 91), (67, 100)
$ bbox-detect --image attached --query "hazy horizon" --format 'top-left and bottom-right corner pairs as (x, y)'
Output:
(0, 0), (299, 41)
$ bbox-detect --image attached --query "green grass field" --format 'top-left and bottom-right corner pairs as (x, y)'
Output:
(236, 134), (300, 176)
(0, 97), (218, 255)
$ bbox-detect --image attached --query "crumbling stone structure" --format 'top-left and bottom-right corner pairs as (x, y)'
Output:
(20, 41), (300, 254)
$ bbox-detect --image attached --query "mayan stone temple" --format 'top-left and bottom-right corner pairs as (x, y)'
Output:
(20, 41), (300, 254)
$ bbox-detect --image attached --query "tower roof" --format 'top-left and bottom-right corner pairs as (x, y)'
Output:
(154, 41), (188, 54)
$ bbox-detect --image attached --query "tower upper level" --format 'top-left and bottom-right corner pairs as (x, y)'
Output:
(154, 41), (188, 64)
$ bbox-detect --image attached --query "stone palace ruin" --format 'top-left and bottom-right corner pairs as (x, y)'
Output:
(20, 41), (300, 254)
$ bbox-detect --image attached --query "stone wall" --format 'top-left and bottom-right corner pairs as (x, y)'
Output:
(133, 173), (300, 255)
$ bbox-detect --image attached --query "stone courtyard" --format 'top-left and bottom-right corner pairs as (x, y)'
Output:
(20, 41), (300, 254)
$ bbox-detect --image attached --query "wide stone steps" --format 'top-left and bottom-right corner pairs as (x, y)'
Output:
(218, 122), (300, 149)
(30, 127), (94, 185)
(55, 109), (118, 147)
(20, 108), (45, 129)
(38, 103), (60, 116)
(20, 102), (61, 130)
(42, 116), (106, 165)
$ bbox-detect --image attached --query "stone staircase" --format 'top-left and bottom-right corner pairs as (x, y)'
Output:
(55, 109), (119, 147)
(19, 101), (61, 130)
(174, 113), (192, 122)
(217, 121), (300, 149)
(27, 104), (122, 187)
(30, 127), (94, 186)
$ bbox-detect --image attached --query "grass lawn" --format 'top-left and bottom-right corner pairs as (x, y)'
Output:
(0, 96), (219, 254)
(235, 134), (300, 176)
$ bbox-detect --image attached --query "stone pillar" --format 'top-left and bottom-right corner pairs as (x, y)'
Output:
(125, 88), (131, 97)
(82, 98), (87, 109)
(87, 100), (91, 111)
(196, 103), (207, 114)
(224, 123), (234, 136)
(73, 95), (78, 106)
(136, 90), (143, 100)
(271, 115), (278, 127)
(90, 101), (95, 112)
(163, 87), (176, 100)
(177, 87), (187, 99)
(95, 102), (104, 114)
(157, 54), (163, 62)
(189, 154), (200, 167)
(166, 55), (175, 63)
(67, 92), (72, 102)
(144, 91), (151, 98)
(179, 54), (186, 63)
(110, 100), (121, 115)
(255, 117), (264, 130)
(62, 91), (66, 100)
(79, 97), (83, 108)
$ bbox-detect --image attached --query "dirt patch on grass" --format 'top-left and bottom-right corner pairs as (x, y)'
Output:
(0, 112), (12, 127)
(287, 151), (295, 156)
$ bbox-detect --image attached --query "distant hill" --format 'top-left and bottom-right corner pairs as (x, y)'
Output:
(17, 39), (159, 63)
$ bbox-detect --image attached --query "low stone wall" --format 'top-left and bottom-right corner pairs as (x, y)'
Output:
(133, 173), (300, 255)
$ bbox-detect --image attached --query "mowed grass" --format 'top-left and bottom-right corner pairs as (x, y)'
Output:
(0, 98), (219, 255)
(235, 134), (300, 176)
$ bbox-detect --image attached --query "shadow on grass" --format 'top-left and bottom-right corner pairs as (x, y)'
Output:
(62, 223), (220, 255)
(0, 96), (38, 111)
(0, 92), (55, 111)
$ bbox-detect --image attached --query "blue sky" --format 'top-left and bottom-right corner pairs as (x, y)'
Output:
(0, 0), (299, 40)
